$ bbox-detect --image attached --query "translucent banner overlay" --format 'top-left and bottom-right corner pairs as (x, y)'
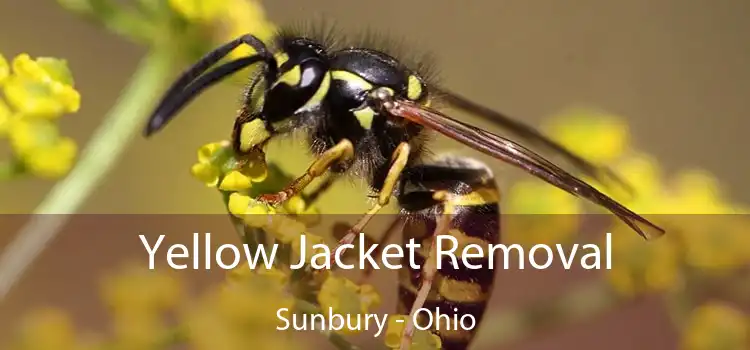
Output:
(1, 214), (748, 350)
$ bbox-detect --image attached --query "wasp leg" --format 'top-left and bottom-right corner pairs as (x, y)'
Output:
(400, 197), (454, 350)
(258, 139), (355, 205)
(332, 142), (411, 252)
(302, 173), (341, 207)
(357, 216), (404, 284)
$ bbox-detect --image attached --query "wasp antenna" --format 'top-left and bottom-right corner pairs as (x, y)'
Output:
(144, 34), (276, 137)
(145, 56), (268, 136)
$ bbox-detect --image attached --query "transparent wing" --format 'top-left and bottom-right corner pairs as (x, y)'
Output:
(434, 86), (633, 195)
(384, 98), (665, 240)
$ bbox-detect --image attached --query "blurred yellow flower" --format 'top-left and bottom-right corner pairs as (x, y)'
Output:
(317, 275), (382, 335)
(668, 170), (731, 214)
(682, 302), (748, 350)
(112, 311), (166, 350)
(168, 0), (226, 23)
(384, 315), (442, 350)
(0, 98), (12, 135)
(678, 214), (750, 271)
(184, 272), (298, 350)
(219, 0), (278, 59)
(544, 108), (630, 164)
(0, 54), (8, 84)
(605, 228), (681, 296)
(101, 265), (183, 315)
(504, 180), (581, 246)
(13, 308), (79, 350)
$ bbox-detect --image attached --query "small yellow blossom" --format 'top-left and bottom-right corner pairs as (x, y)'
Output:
(544, 108), (630, 164)
(190, 141), (268, 189)
(682, 302), (748, 350)
(227, 192), (276, 227)
(197, 141), (226, 163)
(24, 137), (77, 178)
(282, 194), (322, 226)
(191, 162), (220, 187)
(219, 170), (253, 191)
(4, 54), (80, 117)
(227, 192), (253, 216)
(284, 195), (307, 215)
(384, 315), (442, 350)
(7, 118), (78, 178)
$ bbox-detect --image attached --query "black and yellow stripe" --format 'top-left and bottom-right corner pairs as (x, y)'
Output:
(397, 158), (500, 350)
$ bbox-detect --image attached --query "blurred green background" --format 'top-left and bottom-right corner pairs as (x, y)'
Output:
(1, 1), (749, 350)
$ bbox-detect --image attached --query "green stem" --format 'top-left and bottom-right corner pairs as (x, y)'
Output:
(0, 50), (174, 301)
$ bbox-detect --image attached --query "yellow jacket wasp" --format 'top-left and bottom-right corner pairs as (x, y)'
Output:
(144, 24), (665, 350)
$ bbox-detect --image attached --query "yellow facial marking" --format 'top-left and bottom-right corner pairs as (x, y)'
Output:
(407, 75), (423, 100)
(275, 65), (301, 87)
(353, 107), (376, 129)
(239, 119), (270, 152)
(299, 72), (331, 111)
(449, 187), (501, 206)
(331, 70), (373, 90)
(274, 52), (290, 67)
(248, 79), (266, 113)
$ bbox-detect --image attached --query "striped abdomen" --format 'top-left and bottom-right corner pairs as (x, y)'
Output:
(396, 158), (500, 350)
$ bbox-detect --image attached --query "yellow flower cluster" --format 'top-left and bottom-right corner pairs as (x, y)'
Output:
(529, 108), (750, 297)
(316, 275), (382, 335)
(185, 266), (299, 350)
(189, 140), (391, 343)
(6, 264), (305, 350)
(682, 301), (748, 350)
(0, 53), (80, 179)
(504, 180), (582, 246)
